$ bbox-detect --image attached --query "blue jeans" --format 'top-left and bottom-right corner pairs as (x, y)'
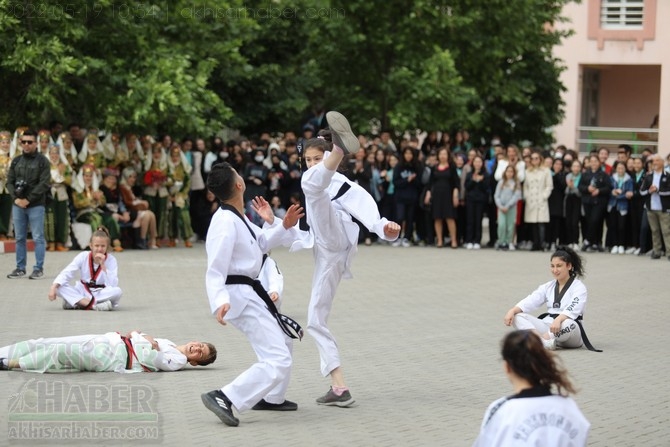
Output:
(13, 204), (46, 271)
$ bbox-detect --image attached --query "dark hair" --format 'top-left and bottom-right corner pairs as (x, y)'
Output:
(611, 160), (626, 173)
(399, 146), (421, 171)
(303, 135), (332, 154)
(22, 129), (37, 138)
(207, 162), (237, 202)
(471, 154), (486, 173)
(551, 245), (585, 277)
(502, 330), (576, 396)
(302, 132), (350, 171)
(196, 342), (217, 366)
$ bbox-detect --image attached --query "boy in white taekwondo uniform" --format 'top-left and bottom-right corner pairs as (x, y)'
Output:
(201, 162), (306, 427)
(0, 331), (216, 373)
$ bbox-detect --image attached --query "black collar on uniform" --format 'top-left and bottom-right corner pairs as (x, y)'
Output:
(509, 386), (553, 400)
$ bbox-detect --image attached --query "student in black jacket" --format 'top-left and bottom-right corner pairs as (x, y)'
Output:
(578, 154), (612, 252)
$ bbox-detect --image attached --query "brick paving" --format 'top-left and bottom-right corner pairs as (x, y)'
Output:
(0, 243), (668, 446)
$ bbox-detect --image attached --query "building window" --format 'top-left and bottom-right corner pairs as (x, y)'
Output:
(588, 0), (656, 50)
(600, 0), (644, 29)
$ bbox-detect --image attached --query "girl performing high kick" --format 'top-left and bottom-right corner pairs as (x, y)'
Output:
(297, 111), (400, 407)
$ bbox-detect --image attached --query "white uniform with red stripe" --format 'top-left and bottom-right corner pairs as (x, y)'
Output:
(0, 332), (186, 373)
(53, 251), (122, 308)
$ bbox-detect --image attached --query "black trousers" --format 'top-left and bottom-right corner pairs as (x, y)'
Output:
(583, 202), (607, 246)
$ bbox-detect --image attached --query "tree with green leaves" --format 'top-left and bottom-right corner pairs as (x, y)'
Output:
(0, 0), (251, 135)
(1, 0), (572, 146)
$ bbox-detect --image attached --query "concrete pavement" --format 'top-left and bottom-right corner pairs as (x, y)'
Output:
(0, 243), (667, 446)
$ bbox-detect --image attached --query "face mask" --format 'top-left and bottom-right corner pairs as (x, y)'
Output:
(254, 155), (264, 163)
(219, 152), (229, 159)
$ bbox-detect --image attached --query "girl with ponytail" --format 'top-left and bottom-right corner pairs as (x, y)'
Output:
(473, 330), (590, 446)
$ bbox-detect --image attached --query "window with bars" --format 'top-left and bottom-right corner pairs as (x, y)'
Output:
(601, 0), (644, 29)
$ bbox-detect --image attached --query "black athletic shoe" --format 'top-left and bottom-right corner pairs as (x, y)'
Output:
(7, 269), (26, 279)
(651, 252), (661, 260)
(252, 399), (298, 411)
(29, 269), (44, 280)
(326, 111), (359, 154)
(201, 390), (239, 427)
(0, 358), (8, 370)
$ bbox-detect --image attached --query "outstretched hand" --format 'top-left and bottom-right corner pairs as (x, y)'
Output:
(383, 221), (401, 240)
(216, 303), (230, 326)
(251, 196), (274, 224)
(48, 284), (58, 301)
(282, 204), (305, 229)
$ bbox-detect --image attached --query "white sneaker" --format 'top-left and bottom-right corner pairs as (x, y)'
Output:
(542, 337), (556, 351)
(633, 247), (641, 255)
(625, 247), (636, 254)
(465, 243), (473, 250)
(391, 239), (402, 247)
(93, 301), (113, 311)
(617, 246), (625, 254)
(550, 243), (557, 252)
(508, 243), (516, 251)
(611, 246), (618, 254)
(473, 243), (481, 250)
(401, 238), (411, 248)
(573, 243), (581, 252)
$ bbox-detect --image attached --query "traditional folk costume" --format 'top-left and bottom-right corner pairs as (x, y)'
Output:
(0, 131), (12, 239)
(53, 250), (122, 310)
(121, 133), (145, 174)
(144, 148), (169, 241)
(473, 387), (590, 447)
(9, 127), (28, 159)
(294, 154), (397, 378)
(77, 132), (109, 171)
(45, 144), (72, 251)
(37, 130), (53, 157)
(56, 131), (79, 170)
(167, 148), (194, 246)
(206, 206), (303, 412)
(102, 133), (129, 171)
(0, 331), (186, 373)
(512, 277), (600, 351)
(71, 165), (121, 244)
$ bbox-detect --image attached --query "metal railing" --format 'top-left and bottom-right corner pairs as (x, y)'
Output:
(577, 126), (658, 154)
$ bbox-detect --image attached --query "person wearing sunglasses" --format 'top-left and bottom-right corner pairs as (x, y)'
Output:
(6, 129), (52, 279)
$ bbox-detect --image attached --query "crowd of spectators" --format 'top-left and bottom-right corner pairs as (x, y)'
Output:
(1, 120), (668, 260)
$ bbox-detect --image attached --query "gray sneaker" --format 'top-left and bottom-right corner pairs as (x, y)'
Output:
(316, 387), (355, 407)
(93, 301), (113, 311)
(62, 301), (75, 310)
(326, 111), (359, 154)
(7, 269), (26, 279)
(28, 269), (44, 280)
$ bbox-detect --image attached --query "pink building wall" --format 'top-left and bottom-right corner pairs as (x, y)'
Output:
(554, 0), (668, 156)
(598, 65), (660, 127)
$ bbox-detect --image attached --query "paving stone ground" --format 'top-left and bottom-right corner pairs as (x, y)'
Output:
(0, 243), (668, 446)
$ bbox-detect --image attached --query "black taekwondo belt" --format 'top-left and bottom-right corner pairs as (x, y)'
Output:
(225, 275), (304, 340)
(537, 313), (602, 352)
